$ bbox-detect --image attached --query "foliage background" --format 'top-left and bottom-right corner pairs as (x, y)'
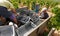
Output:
(9, 0), (60, 9)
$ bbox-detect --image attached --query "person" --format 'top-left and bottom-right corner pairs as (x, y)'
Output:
(40, 7), (49, 19)
(35, 3), (40, 13)
(0, 0), (18, 16)
(0, 6), (18, 24)
(0, 0), (18, 25)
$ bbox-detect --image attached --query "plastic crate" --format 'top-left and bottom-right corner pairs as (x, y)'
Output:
(16, 21), (36, 36)
(0, 25), (15, 36)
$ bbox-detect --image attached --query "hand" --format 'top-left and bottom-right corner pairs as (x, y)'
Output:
(17, 13), (20, 16)
(1, 16), (6, 23)
(14, 13), (20, 16)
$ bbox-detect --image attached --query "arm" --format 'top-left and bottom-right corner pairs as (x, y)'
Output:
(12, 17), (18, 24)
(9, 14), (18, 25)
